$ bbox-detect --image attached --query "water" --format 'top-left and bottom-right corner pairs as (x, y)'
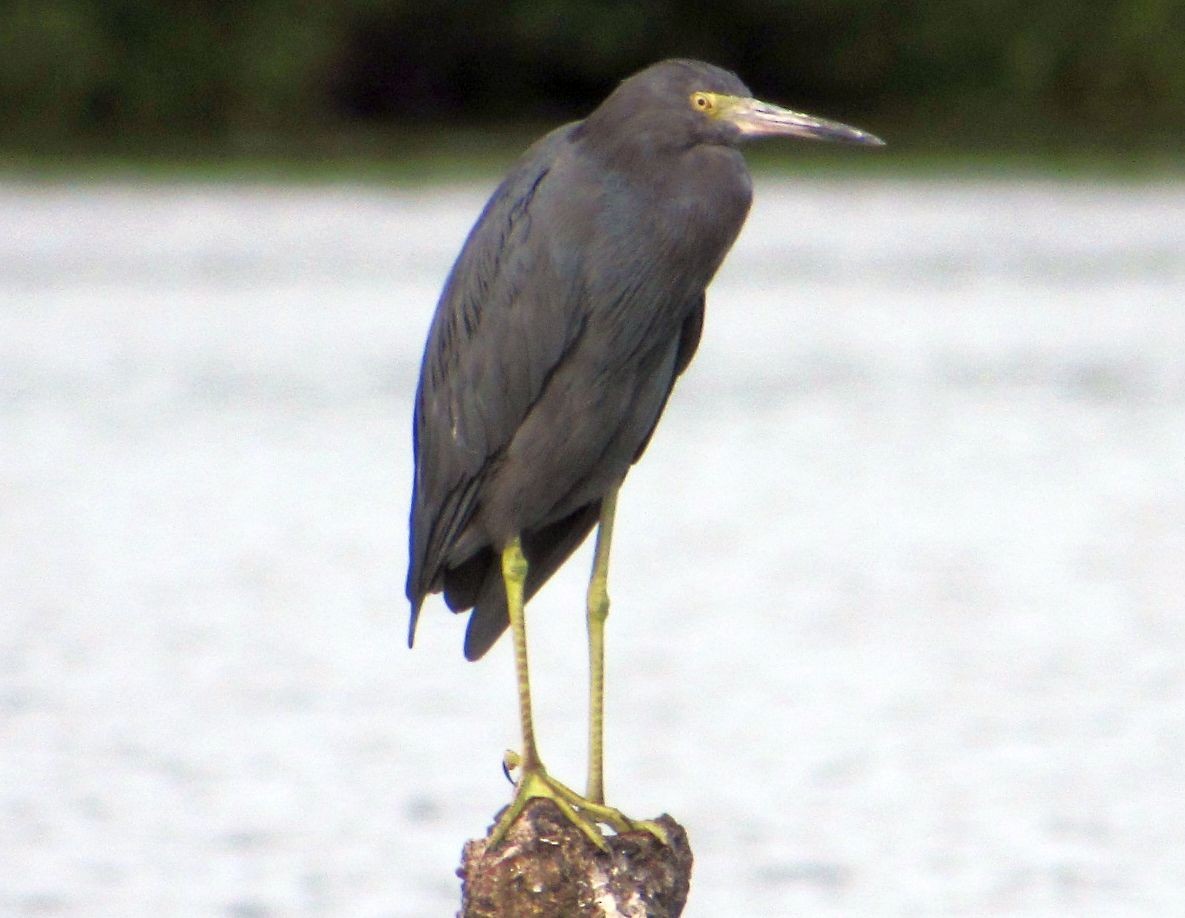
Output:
(2, 175), (1184, 916)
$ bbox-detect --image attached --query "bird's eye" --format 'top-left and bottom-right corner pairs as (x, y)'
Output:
(690, 92), (715, 114)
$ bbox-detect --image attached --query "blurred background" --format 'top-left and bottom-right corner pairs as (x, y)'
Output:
(3, 3), (1184, 917)
(3, 0), (1185, 165)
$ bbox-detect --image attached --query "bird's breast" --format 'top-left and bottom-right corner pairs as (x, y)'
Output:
(530, 141), (751, 351)
(620, 147), (751, 302)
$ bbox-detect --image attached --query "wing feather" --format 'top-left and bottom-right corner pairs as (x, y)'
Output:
(407, 124), (584, 640)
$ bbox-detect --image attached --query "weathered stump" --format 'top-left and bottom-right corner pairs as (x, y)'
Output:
(458, 799), (693, 917)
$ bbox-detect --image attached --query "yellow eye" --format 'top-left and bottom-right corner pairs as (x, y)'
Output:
(690, 92), (715, 114)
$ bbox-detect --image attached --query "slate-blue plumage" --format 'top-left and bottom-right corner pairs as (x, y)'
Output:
(408, 62), (755, 658)
(405, 59), (882, 848)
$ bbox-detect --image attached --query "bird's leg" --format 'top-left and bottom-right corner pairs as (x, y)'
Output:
(585, 488), (618, 804)
(487, 534), (668, 851)
(503, 537), (541, 770)
(583, 493), (668, 845)
(490, 536), (600, 848)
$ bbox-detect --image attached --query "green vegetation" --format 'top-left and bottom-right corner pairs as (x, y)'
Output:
(2, 0), (1183, 172)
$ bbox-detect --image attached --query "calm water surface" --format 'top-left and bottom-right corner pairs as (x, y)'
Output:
(2, 175), (1184, 916)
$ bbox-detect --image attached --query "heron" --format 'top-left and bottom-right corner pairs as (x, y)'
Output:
(407, 59), (882, 849)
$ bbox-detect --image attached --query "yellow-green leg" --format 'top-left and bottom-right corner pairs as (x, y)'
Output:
(487, 532), (668, 851)
(585, 488), (618, 804)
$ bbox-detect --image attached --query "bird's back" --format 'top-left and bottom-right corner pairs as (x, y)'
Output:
(407, 124), (581, 616)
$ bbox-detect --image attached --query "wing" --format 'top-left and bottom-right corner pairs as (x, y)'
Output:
(406, 124), (585, 642)
(460, 296), (707, 661)
(672, 293), (705, 379)
(628, 293), (704, 463)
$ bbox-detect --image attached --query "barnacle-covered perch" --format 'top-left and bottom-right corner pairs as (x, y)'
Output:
(458, 799), (693, 917)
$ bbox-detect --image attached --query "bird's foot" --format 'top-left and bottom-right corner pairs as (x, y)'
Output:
(489, 759), (668, 852)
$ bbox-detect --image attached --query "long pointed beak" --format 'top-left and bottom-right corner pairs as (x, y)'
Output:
(726, 97), (884, 146)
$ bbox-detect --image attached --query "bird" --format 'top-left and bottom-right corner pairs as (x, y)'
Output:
(406, 59), (882, 849)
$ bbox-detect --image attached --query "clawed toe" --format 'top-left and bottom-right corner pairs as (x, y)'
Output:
(489, 765), (667, 852)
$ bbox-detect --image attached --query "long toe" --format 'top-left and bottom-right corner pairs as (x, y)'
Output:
(488, 765), (667, 852)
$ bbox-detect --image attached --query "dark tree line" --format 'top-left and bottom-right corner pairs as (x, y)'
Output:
(3, 0), (1183, 152)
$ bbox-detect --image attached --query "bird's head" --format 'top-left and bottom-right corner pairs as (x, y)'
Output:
(582, 59), (883, 154)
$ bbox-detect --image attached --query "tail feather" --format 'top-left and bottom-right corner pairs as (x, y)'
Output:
(407, 598), (423, 648)
(462, 502), (601, 660)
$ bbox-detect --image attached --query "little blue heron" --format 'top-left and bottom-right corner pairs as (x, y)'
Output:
(407, 59), (882, 848)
